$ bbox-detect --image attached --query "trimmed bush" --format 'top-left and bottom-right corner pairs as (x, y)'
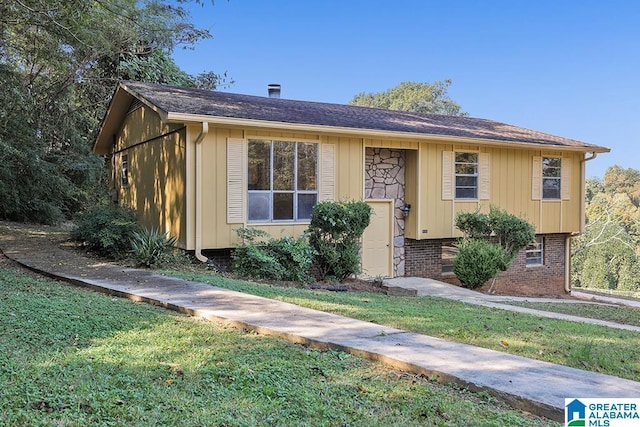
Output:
(71, 203), (140, 259)
(232, 228), (313, 283)
(453, 207), (536, 289)
(453, 238), (505, 289)
(307, 201), (372, 282)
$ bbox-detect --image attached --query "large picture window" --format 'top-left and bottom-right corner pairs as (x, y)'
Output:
(542, 157), (561, 199)
(455, 152), (478, 199)
(247, 140), (318, 222)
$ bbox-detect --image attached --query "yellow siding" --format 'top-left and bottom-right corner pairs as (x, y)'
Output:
(329, 136), (364, 200)
(418, 143), (583, 238)
(196, 127), (244, 249)
(365, 138), (419, 150)
(404, 150), (419, 239)
(115, 106), (186, 246)
(187, 132), (365, 249)
(118, 105), (181, 150)
(114, 107), (587, 251)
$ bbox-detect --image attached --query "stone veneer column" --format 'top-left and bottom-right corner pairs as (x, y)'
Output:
(364, 147), (406, 276)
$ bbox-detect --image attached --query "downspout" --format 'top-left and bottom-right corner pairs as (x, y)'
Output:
(565, 152), (598, 293)
(194, 122), (209, 262)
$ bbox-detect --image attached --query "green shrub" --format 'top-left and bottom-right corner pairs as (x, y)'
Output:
(71, 203), (140, 259)
(131, 228), (184, 268)
(307, 201), (372, 282)
(487, 206), (536, 261)
(453, 207), (535, 290)
(453, 238), (505, 289)
(455, 207), (535, 268)
(232, 228), (313, 283)
(267, 235), (314, 282)
(455, 210), (492, 238)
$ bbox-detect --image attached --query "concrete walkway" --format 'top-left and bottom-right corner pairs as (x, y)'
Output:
(1, 225), (640, 422)
(384, 277), (640, 332)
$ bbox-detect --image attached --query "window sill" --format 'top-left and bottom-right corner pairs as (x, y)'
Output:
(246, 221), (311, 226)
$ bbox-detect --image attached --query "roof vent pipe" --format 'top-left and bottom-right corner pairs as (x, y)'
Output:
(268, 84), (281, 98)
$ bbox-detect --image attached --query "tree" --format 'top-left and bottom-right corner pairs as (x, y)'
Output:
(0, 0), (227, 223)
(603, 165), (640, 207)
(572, 165), (640, 290)
(349, 80), (467, 116)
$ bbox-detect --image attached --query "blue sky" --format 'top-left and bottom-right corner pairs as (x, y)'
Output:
(172, 0), (639, 179)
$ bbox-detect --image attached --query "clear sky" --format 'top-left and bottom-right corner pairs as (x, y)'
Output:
(172, 0), (639, 179)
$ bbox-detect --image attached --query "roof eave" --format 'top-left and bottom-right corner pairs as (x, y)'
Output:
(165, 112), (611, 153)
(93, 83), (170, 155)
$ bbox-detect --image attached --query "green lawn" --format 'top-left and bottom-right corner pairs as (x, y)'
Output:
(169, 271), (640, 383)
(500, 301), (640, 327)
(0, 265), (558, 426)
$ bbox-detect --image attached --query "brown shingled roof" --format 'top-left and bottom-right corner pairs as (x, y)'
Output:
(106, 81), (609, 152)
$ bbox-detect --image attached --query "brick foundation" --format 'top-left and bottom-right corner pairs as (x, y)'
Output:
(405, 234), (569, 297)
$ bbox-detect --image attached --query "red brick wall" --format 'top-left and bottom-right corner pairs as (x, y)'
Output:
(404, 234), (569, 297)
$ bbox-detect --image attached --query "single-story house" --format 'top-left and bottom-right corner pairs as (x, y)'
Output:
(94, 81), (609, 296)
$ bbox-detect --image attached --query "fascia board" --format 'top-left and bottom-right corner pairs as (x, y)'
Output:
(165, 112), (610, 154)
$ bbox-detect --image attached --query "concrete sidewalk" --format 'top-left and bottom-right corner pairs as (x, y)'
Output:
(384, 277), (640, 332)
(1, 226), (640, 422)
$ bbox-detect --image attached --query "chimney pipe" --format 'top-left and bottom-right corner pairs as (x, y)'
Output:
(268, 84), (281, 98)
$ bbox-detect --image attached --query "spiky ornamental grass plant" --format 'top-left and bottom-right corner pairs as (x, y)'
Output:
(131, 228), (181, 268)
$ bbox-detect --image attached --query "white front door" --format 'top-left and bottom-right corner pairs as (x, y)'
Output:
(362, 200), (394, 278)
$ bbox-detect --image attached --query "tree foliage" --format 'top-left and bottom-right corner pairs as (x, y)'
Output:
(572, 165), (640, 291)
(349, 80), (467, 116)
(0, 0), (226, 223)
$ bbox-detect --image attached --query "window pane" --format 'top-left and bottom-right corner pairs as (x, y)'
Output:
(455, 152), (478, 164)
(456, 187), (478, 199)
(456, 176), (477, 187)
(297, 193), (317, 220)
(455, 152), (478, 199)
(526, 237), (544, 266)
(543, 157), (561, 177)
(543, 178), (560, 199)
(455, 164), (477, 175)
(273, 192), (294, 220)
(121, 154), (129, 188)
(273, 141), (295, 190)
(248, 192), (270, 221)
(248, 141), (271, 190)
(297, 143), (318, 191)
(441, 243), (458, 274)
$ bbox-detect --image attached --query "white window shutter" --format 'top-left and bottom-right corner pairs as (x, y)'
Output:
(561, 158), (571, 200)
(320, 144), (335, 201)
(227, 138), (246, 223)
(442, 151), (454, 200)
(479, 153), (490, 200)
(532, 157), (542, 200)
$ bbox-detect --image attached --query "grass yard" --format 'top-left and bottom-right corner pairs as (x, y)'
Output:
(501, 301), (640, 328)
(0, 264), (558, 426)
(170, 271), (640, 383)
